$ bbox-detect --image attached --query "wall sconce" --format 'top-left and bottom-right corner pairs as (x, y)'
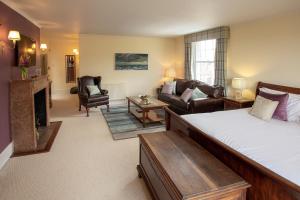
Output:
(73, 48), (79, 55)
(8, 30), (21, 48)
(40, 43), (48, 52)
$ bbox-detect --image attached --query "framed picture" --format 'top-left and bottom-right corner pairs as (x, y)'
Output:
(115, 53), (148, 70)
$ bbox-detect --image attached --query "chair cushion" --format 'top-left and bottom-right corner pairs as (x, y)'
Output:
(87, 94), (109, 103)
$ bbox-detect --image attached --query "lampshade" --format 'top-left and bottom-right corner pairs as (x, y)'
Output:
(40, 43), (48, 51)
(166, 68), (176, 78)
(8, 30), (21, 41)
(232, 78), (246, 89)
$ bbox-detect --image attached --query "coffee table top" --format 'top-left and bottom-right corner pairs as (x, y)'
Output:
(127, 96), (168, 109)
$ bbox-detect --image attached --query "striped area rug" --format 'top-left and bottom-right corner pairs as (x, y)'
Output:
(101, 106), (165, 140)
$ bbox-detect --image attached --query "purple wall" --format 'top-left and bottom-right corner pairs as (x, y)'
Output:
(0, 2), (40, 153)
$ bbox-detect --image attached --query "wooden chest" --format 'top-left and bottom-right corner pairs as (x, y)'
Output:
(137, 131), (250, 200)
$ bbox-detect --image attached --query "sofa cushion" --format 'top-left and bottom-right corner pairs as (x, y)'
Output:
(158, 93), (189, 110)
(169, 95), (189, 110)
(195, 82), (224, 98)
(175, 79), (197, 95)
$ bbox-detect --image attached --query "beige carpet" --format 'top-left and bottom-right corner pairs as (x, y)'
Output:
(0, 95), (151, 200)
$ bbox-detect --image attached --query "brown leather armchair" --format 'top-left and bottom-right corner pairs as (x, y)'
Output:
(78, 76), (109, 116)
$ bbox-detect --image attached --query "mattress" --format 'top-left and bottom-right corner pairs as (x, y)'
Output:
(182, 109), (300, 186)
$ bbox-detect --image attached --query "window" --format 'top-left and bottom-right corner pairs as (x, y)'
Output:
(191, 39), (216, 85)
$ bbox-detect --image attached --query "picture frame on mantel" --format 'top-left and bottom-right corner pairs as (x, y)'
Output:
(115, 53), (148, 70)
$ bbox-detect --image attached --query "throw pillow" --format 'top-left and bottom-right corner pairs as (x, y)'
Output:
(161, 83), (173, 94)
(259, 91), (289, 121)
(180, 88), (193, 103)
(165, 81), (177, 94)
(191, 87), (207, 100)
(86, 85), (101, 96)
(249, 95), (279, 121)
(259, 87), (300, 123)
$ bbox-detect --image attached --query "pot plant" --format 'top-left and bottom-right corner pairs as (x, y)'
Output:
(19, 54), (31, 80)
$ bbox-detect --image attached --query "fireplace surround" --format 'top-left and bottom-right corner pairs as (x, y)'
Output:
(10, 75), (51, 154)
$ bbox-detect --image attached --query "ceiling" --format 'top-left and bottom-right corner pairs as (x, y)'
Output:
(3, 0), (300, 37)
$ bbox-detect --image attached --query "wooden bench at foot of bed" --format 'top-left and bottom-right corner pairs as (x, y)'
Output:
(137, 131), (250, 200)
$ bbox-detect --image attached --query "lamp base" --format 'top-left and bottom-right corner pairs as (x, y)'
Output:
(234, 90), (243, 100)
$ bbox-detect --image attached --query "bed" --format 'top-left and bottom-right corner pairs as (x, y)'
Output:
(165, 82), (300, 200)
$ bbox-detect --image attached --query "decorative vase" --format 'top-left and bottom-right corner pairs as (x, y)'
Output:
(20, 67), (28, 80)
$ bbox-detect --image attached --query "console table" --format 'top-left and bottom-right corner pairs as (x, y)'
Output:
(137, 131), (250, 200)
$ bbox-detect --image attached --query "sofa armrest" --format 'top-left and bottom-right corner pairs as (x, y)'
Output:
(157, 85), (163, 95)
(189, 98), (224, 113)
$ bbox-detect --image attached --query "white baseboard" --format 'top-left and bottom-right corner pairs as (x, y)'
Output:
(0, 142), (13, 170)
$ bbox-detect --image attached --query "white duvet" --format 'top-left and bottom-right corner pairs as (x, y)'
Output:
(182, 109), (300, 186)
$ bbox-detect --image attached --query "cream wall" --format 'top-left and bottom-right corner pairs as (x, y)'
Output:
(173, 11), (300, 99)
(41, 32), (79, 95)
(227, 11), (300, 98)
(79, 34), (176, 98)
(174, 36), (185, 78)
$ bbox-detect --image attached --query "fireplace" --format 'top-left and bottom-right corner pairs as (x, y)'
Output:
(10, 76), (51, 154)
(34, 88), (47, 127)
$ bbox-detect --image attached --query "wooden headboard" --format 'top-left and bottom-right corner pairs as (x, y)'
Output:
(256, 82), (300, 96)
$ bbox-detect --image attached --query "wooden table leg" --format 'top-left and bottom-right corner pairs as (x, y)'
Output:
(142, 111), (146, 128)
(128, 99), (130, 113)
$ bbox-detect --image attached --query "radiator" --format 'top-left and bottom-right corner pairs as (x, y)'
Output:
(102, 83), (127, 100)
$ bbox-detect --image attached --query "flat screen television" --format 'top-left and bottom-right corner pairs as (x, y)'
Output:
(14, 34), (36, 67)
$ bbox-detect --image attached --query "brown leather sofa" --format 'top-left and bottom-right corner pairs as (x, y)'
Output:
(158, 79), (224, 115)
(78, 76), (109, 116)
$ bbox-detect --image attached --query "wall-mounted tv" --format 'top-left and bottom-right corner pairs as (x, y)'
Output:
(14, 34), (36, 67)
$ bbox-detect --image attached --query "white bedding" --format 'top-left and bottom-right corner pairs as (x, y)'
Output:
(182, 109), (300, 186)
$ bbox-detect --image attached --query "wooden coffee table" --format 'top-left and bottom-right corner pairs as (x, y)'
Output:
(127, 96), (169, 127)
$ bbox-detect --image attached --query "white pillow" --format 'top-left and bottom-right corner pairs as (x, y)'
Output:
(249, 95), (279, 121)
(165, 81), (176, 94)
(180, 88), (193, 103)
(259, 87), (300, 122)
(161, 83), (173, 94)
(86, 85), (101, 96)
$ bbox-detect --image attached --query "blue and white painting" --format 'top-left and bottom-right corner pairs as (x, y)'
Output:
(115, 53), (148, 70)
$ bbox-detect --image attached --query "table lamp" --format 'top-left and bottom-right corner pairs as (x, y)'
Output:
(232, 78), (246, 99)
(166, 68), (176, 81)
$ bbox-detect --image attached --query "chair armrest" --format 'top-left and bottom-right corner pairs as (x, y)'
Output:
(101, 89), (108, 95)
(78, 92), (88, 98)
(190, 98), (224, 113)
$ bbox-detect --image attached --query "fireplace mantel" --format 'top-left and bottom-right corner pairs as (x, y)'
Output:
(10, 75), (50, 154)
